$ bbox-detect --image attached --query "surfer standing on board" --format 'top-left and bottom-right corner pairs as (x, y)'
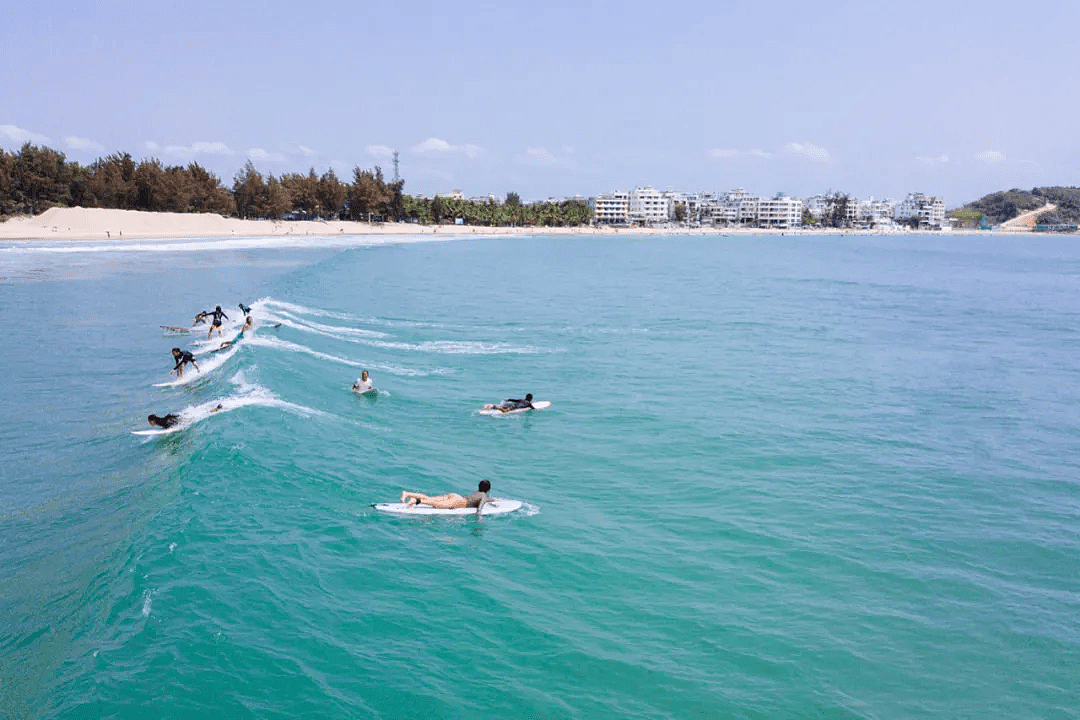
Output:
(192, 311), (210, 327)
(170, 347), (200, 378)
(401, 480), (499, 515)
(485, 393), (535, 413)
(203, 305), (229, 340)
(239, 303), (252, 316)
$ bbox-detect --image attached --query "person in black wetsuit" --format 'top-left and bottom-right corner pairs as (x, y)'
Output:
(171, 347), (200, 378)
(147, 413), (181, 429)
(239, 303), (251, 316)
(400, 480), (500, 516)
(495, 393), (534, 413)
(204, 305), (229, 340)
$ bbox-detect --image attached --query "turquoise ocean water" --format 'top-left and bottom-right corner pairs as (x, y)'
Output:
(1, 232), (1078, 719)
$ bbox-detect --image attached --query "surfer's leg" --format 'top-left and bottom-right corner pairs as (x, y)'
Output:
(425, 493), (466, 509)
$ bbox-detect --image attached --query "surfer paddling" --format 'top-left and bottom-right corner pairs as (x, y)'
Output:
(170, 348), (200, 378)
(484, 393), (535, 413)
(147, 413), (181, 429)
(203, 305), (229, 340)
(401, 480), (500, 516)
(352, 370), (374, 394)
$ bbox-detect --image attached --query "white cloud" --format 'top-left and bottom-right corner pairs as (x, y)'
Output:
(976, 150), (1006, 164)
(706, 148), (740, 159)
(366, 144), (394, 160)
(0, 124), (50, 145)
(64, 135), (105, 154)
(748, 149), (772, 159)
(159, 140), (235, 157)
(916, 153), (950, 164)
(784, 141), (830, 162)
(518, 146), (575, 169)
(144, 140), (160, 152)
(410, 137), (482, 159)
(298, 144), (316, 157)
(248, 147), (286, 162)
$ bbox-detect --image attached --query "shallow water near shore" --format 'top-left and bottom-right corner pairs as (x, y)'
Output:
(2, 232), (1078, 719)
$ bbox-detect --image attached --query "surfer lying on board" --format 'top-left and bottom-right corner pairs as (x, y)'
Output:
(171, 348), (200, 378)
(352, 370), (373, 393)
(148, 413), (181, 429)
(484, 393), (535, 413)
(401, 480), (500, 515)
(204, 305), (229, 340)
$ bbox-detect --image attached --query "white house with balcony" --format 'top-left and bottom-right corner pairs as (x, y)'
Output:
(758, 194), (804, 228)
(894, 193), (946, 228)
(592, 191), (630, 224)
(629, 186), (671, 225)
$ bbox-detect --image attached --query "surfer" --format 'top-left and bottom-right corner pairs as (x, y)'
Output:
(486, 393), (535, 413)
(239, 303), (252, 316)
(147, 413), (181, 429)
(401, 480), (499, 515)
(170, 347), (200, 378)
(192, 311), (210, 327)
(203, 305), (229, 340)
(240, 316), (254, 336)
(352, 370), (374, 394)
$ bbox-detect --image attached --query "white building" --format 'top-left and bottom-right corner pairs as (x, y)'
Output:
(894, 193), (946, 228)
(758, 194), (804, 228)
(593, 191), (630, 224)
(629, 186), (671, 225)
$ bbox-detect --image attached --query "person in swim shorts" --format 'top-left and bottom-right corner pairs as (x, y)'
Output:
(170, 347), (200, 378)
(192, 311), (210, 327)
(401, 480), (499, 516)
(204, 305), (229, 340)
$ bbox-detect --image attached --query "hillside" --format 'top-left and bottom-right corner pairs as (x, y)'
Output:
(956, 186), (1080, 226)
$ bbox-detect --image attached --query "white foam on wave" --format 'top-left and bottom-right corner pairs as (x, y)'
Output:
(268, 309), (387, 339)
(135, 376), (331, 436)
(260, 298), (356, 321)
(154, 345), (239, 387)
(362, 338), (547, 355)
(246, 335), (450, 376)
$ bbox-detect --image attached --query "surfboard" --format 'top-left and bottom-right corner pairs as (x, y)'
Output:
(372, 500), (523, 516)
(354, 386), (378, 397)
(161, 325), (191, 332)
(479, 400), (551, 416)
(132, 427), (180, 436)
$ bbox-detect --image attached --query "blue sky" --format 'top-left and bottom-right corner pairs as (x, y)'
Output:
(3, 0), (1077, 206)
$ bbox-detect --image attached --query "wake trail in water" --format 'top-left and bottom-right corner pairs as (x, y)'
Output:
(245, 335), (450, 376)
(135, 373), (330, 436)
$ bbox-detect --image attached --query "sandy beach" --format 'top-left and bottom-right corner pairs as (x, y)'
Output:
(0, 206), (1008, 242)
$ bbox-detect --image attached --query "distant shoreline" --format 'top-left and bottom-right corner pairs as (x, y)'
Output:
(0, 206), (1037, 242)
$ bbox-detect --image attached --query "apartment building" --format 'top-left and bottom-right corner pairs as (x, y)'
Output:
(758, 194), (804, 228)
(894, 193), (946, 227)
(593, 191), (631, 224)
(629, 186), (671, 225)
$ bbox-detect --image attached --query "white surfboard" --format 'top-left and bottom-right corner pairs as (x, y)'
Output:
(479, 400), (551, 416)
(160, 325), (191, 333)
(132, 427), (181, 436)
(372, 500), (523, 516)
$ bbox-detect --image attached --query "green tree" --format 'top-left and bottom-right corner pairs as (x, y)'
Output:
(233, 160), (264, 219)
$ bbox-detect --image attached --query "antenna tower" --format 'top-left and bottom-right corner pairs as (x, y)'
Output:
(393, 151), (400, 183)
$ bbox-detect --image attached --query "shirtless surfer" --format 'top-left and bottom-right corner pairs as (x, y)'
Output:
(400, 480), (499, 516)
